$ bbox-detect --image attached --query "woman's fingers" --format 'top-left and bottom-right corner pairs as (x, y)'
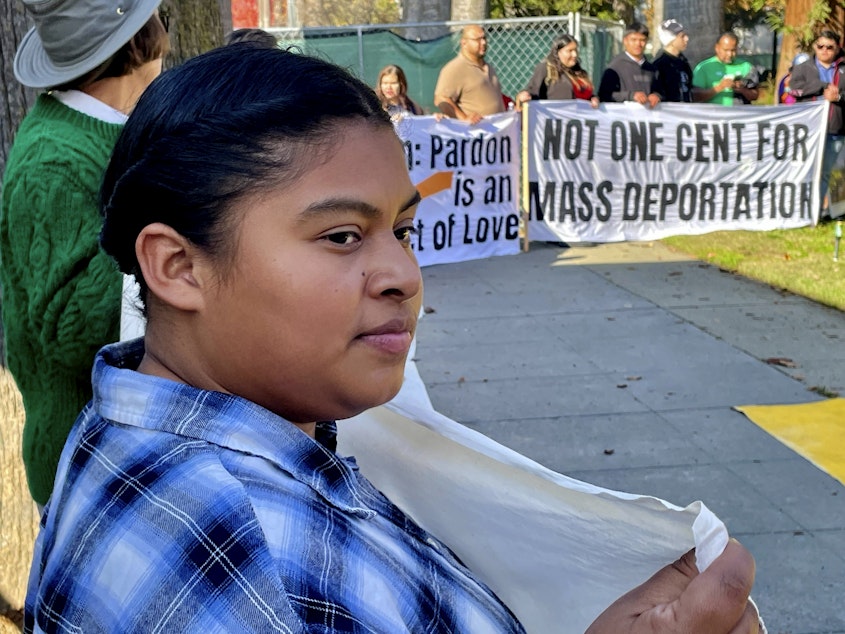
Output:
(586, 540), (757, 634)
(672, 539), (756, 633)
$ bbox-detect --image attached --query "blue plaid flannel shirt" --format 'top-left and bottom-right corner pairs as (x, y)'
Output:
(25, 339), (524, 633)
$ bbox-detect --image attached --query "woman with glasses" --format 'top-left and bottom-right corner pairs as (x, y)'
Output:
(790, 30), (845, 216)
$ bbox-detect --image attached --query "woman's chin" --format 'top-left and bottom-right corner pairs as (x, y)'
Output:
(339, 379), (405, 420)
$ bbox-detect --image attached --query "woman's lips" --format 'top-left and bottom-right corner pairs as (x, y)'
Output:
(356, 318), (415, 355)
(357, 330), (412, 355)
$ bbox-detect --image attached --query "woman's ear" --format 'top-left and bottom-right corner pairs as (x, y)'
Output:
(135, 223), (208, 312)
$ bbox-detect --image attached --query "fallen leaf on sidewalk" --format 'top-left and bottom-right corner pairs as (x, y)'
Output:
(764, 357), (798, 368)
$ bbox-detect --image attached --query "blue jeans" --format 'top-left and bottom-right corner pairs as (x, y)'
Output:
(821, 135), (845, 204)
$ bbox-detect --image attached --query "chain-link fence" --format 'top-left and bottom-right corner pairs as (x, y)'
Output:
(266, 15), (624, 113)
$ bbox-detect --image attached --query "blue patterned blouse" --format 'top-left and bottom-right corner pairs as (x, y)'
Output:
(25, 339), (524, 634)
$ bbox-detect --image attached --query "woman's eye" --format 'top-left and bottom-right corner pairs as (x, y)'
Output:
(394, 225), (418, 243)
(324, 231), (361, 245)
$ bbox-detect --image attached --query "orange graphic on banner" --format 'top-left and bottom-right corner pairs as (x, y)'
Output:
(416, 171), (453, 199)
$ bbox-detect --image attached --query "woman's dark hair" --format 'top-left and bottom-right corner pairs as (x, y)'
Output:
(99, 44), (391, 306)
(545, 34), (589, 87)
(374, 64), (422, 115)
(58, 13), (170, 90)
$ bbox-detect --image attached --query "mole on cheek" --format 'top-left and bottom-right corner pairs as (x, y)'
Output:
(361, 271), (366, 276)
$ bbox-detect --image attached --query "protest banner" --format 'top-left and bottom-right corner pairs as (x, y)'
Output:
(393, 113), (521, 266)
(523, 101), (829, 243)
(340, 350), (733, 634)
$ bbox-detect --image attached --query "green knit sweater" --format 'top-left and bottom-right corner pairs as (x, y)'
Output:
(0, 94), (123, 505)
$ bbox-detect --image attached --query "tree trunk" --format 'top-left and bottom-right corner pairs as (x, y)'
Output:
(451, 0), (489, 22)
(0, 0), (37, 180)
(219, 0), (234, 37)
(161, 0), (230, 68)
(654, 0), (722, 67)
(0, 3), (40, 621)
(649, 0), (663, 57)
(779, 0), (814, 83)
(404, 0), (451, 40)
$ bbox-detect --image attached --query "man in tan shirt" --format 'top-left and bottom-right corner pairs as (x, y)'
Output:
(434, 25), (505, 124)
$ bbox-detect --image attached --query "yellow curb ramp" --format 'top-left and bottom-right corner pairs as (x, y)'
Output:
(736, 398), (845, 485)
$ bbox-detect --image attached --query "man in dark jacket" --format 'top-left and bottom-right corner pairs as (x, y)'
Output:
(598, 22), (660, 107)
(653, 18), (693, 103)
(790, 29), (845, 213)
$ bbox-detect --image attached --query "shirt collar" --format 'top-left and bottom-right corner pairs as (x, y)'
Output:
(816, 56), (836, 71)
(625, 51), (645, 66)
(51, 89), (129, 124)
(93, 339), (375, 516)
(460, 51), (486, 69)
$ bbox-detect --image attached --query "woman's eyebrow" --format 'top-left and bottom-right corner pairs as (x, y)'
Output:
(401, 190), (422, 212)
(298, 190), (421, 221)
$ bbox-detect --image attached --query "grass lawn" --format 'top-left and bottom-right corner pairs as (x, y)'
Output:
(662, 220), (845, 312)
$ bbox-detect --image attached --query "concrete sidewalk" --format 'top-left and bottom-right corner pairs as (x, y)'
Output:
(413, 241), (845, 634)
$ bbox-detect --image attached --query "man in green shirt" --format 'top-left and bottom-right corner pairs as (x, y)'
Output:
(693, 32), (760, 105)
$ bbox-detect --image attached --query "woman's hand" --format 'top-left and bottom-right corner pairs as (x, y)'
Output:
(586, 539), (759, 634)
(515, 90), (532, 112)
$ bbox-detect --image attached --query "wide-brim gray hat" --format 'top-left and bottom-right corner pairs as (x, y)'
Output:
(14, 0), (162, 89)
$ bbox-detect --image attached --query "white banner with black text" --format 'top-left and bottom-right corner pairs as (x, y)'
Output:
(394, 113), (521, 266)
(523, 101), (828, 243)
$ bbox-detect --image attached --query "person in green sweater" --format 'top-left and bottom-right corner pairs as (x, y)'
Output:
(0, 0), (169, 507)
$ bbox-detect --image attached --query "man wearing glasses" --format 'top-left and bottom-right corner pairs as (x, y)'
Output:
(434, 24), (505, 124)
(692, 32), (760, 105)
(790, 30), (845, 215)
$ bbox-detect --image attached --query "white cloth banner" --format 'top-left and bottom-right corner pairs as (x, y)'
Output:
(394, 113), (521, 266)
(525, 101), (828, 243)
(121, 303), (736, 631)
(340, 351), (729, 634)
